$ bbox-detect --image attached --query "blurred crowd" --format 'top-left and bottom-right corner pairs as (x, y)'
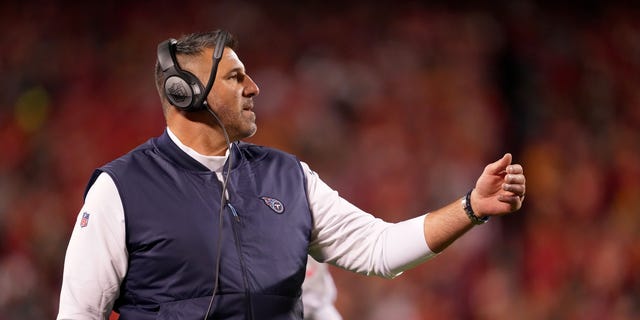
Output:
(0, 1), (638, 319)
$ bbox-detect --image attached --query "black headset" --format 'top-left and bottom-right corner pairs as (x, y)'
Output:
(157, 31), (229, 112)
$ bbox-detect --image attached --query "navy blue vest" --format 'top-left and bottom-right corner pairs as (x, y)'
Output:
(85, 131), (312, 319)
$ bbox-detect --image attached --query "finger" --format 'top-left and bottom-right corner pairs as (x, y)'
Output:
(484, 153), (512, 175)
(505, 174), (526, 185)
(498, 194), (523, 210)
(506, 164), (523, 174)
(503, 183), (525, 196)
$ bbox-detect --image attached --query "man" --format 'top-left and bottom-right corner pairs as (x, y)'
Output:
(57, 30), (525, 320)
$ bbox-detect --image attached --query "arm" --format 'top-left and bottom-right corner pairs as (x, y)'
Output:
(424, 153), (525, 253)
(304, 153), (525, 277)
(304, 163), (435, 278)
(57, 173), (127, 320)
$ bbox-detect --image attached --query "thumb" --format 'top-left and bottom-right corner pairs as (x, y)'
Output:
(484, 153), (512, 175)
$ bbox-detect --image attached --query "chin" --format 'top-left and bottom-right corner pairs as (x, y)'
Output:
(246, 126), (258, 138)
(236, 125), (257, 141)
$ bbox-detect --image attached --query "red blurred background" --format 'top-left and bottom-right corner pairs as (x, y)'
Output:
(0, 1), (638, 319)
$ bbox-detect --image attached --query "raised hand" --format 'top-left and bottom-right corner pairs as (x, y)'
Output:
(471, 153), (526, 217)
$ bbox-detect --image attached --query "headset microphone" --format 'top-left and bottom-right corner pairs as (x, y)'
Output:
(197, 31), (228, 109)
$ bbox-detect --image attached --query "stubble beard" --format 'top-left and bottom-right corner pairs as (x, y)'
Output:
(225, 109), (257, 142)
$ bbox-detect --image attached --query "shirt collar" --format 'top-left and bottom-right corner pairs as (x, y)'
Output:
(166, 127), (229, 173)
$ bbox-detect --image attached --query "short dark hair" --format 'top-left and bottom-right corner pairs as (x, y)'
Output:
(154, 30), (238, 110)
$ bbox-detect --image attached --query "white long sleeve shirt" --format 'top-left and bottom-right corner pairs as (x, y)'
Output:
(57, 128), (435, 319)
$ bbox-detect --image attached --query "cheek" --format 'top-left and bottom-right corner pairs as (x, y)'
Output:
(213, 92), (242, 110)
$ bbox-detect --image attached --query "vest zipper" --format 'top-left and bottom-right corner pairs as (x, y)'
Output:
(227, 203), (254, 319)
(228, 201), (240, 222)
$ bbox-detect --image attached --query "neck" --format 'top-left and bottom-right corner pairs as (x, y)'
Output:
(167, 111), (229, 156)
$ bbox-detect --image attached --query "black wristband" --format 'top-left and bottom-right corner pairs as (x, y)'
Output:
(462, 189), (489, 225)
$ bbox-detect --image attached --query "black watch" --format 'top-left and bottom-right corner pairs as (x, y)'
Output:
(462, 189), (489, 225)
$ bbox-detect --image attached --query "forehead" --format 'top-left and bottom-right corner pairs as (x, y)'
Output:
(219, 48), (245, 71)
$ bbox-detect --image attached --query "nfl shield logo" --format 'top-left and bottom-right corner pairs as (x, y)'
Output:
(80, 212), (90, 228)
(260, 196), (285, 214)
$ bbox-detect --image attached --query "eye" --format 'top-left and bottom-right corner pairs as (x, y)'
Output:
(227, 72), (246, 82)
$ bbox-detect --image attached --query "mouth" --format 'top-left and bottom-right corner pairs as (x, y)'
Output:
(242, 103), (256, 121)
(242, 101), (254, 111)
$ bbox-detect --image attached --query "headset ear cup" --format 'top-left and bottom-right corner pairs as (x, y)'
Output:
(157, 38), (205, 111)
(164, 72), (205, 111)
(165, 75), (194, 110)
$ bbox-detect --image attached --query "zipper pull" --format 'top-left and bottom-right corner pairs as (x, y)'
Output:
(228, 203), (240, 222)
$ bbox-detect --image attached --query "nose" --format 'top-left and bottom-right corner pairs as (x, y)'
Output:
(244, 75), (260, 97)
